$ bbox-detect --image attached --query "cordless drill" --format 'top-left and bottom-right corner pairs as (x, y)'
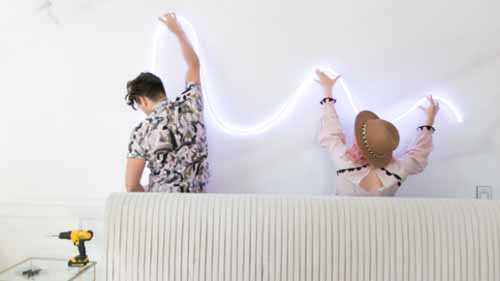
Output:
(57, 230), (94, 267)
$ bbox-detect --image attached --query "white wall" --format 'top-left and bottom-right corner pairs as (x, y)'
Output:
(1, 0), (500, 277)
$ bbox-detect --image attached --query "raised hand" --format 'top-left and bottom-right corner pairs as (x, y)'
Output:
(159, 12), (184, 35)
(315, 69), (341, 89)
(419, 95), (440, 126)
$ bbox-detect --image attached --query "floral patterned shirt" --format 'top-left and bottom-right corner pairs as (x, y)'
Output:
(127, 82), (209, 192)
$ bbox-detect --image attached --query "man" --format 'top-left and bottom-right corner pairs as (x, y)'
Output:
(125, 13), (209, 192)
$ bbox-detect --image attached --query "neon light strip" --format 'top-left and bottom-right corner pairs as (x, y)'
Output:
(392, 96), (464, 123)
(151, 17), (463, 136)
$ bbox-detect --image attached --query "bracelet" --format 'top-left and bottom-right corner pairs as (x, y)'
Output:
(320, 97), (337, 105)
(418, 125), (436, 132)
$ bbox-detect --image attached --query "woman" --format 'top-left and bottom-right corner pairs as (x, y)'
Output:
(316, 69), (439, 196)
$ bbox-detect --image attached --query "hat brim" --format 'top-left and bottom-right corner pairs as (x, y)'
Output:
(355, 111), (393, 168)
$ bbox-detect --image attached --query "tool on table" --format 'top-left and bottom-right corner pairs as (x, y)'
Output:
(49, 230), (94, 267)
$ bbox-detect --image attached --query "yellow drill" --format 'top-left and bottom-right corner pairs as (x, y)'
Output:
(56, 230), (94, 267)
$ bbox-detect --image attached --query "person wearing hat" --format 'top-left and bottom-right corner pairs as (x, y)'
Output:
(316, 69), (439, 196)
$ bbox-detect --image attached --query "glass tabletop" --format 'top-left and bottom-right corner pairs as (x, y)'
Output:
(0, 258), (96, 281)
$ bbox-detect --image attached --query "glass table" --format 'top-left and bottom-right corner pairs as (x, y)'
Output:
(0, 258), (96, 281)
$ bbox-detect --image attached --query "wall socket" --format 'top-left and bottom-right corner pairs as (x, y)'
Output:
(476, 186), (493, 200)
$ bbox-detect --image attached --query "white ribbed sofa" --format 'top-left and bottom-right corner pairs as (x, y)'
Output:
(104, 193), (500, 281)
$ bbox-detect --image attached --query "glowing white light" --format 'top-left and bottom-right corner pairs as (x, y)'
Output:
(392, 96), (464, 123)
(151, 16), (464, 136)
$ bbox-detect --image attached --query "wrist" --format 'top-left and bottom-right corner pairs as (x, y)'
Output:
(418, 125), (436, 132)
(320, 97), (336, 105)
(323, 86), (333, 97)
(175, 30), (186, 38)
(426, 115), (435, 126)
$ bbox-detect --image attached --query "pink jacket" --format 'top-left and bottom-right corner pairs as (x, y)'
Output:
(319, 102), (434, 196)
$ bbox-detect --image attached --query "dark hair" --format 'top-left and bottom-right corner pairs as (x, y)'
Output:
(125, 72), (166, 110)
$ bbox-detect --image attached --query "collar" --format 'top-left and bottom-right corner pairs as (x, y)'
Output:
(149, 99), (168, 116)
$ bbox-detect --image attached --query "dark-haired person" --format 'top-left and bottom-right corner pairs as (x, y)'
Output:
(124, 13), (209, 192)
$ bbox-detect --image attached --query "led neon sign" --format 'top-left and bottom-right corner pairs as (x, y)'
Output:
(151, 17), (463, 136)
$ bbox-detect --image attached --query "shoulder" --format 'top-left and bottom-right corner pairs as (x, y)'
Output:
(174, 83), (203, 109)
(132, 120), (146, 133)
(330, 149), (360, 170)
(131, 118), (153, 136)
(183, 82), (202, 95)
(385, 158), (408, 179)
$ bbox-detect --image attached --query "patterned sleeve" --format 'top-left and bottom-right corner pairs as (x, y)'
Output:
(127, 122), (148, 159)
(174, 82), (203, 113)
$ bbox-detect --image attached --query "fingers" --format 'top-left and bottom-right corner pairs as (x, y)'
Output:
(158, 17), (167, 24)
(159, 15), (170, 25)
(427, 95), (441, 109)
(167, 13), (177, 23)
(315, 69), (328, 82)
(316, 69), (329, 78)
(422, 95), (440, 121)
(316, 69), (341, 80)
(159, 12), (177, 25)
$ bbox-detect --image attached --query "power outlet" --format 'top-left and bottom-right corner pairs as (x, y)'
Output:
(476, 186), (493, 200)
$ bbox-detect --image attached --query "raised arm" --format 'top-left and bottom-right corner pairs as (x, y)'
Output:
(401, 96), (440, 175)
(316, 69), (347, 164)
(316, 69), (339, 100)
(419, 95), (440, 127)
(159, 13), (201, 85)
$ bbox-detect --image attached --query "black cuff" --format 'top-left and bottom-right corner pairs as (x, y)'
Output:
(320, 97), (337, 105)
(418, 125), (436, 132)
